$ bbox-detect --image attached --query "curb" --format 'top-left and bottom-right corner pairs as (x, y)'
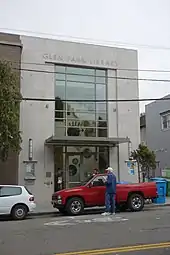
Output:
(29, 203), (170, 217)
(145, 203), (170, 208)
(29, 211), (58, 217)
(152, 203), (170, 207)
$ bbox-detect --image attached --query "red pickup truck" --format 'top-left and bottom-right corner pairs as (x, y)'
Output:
(51, 174), (157, 215)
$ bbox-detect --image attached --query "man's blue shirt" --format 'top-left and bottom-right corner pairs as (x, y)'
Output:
(106, 173), (116, 194)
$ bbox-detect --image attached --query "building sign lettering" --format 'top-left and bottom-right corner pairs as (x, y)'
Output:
(43, 54), (117, 68)
(68, 120), (95, 127)
(68, 121), (82, 127)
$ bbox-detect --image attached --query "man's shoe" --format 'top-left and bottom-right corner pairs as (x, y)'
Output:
(111, 212), (116, 215)
(101, 212), (111, 216)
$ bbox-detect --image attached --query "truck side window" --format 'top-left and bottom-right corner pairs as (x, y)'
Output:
(92, 176), (105, 187)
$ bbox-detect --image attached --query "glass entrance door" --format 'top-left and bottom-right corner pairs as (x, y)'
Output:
(66, 150), (98, 188)
(54, 146), (109, 189)
(67, 152), (82, 188)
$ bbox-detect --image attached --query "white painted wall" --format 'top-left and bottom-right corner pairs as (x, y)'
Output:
(19, 35), (140, 205)
(116, 68), (140, 183)
(19, 40), (55, 204)
(108, 65), (140, 182)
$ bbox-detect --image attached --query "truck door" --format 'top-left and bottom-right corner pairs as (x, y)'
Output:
(86, 175), (106, 206)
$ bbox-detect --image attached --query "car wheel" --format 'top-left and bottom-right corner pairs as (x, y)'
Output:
(11, 204), (28, 220)
(128, 193), (144, 212)
(66, 197), (84, 216)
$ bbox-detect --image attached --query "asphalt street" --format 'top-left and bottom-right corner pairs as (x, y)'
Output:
(1, 206), (170, 255)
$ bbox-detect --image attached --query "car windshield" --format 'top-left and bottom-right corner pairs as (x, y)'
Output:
(81, 175), (94, 186)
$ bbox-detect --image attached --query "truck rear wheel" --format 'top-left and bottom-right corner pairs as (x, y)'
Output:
(66, 197), (84, 216)
(128, 193), (144, 212)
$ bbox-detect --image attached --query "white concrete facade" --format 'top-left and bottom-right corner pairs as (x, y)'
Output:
(19, 35), (140, 204)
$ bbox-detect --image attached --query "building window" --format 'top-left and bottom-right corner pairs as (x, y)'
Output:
(161, 112), (170, 130)
(55, 65), (107, 137)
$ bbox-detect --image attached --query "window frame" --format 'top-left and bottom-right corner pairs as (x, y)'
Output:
(24, 186), (32, 195)
(161, 112), (170, 131)
(91, 175), (107, 187)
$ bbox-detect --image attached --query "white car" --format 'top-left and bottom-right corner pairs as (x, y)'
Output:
(0, 185), (36, 220)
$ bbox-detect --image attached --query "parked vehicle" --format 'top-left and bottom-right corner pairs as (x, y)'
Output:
(52, 174), (157, 215)
(0, 185), (36, 220)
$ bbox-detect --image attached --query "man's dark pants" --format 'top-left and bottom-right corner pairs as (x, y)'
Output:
(105, 192), (116, 213)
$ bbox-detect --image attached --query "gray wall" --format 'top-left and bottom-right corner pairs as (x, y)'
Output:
(140, 114), (146, 144)
(0, 33), (22, 185)
(146, 95), (170, 174)
(140, 127), (146, 144)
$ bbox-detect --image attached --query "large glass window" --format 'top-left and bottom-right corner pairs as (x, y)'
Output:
(55, 65), (107, 137)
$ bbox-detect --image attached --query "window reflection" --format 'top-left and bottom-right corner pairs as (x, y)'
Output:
(67, 82), (95, 100)
(67, 66), (95, 75)
(55, 97), (64, 120)
(96, 83), (106, 99)
(67, 75), (95, 83)
(67, 102), (95, 120)
(96, 69), (107, 84)
(55, 80), (65, 99)
(55, 66), (108, 137)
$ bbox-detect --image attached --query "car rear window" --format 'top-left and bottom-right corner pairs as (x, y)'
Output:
(0, 186), (22, 197)
(24, 186), (32, 195)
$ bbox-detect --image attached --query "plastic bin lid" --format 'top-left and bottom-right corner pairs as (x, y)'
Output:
(150, 178), (166, 181)
(152, 180), (166, 183)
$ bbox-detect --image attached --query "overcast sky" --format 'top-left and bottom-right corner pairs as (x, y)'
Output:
(0, 0), (170, 112)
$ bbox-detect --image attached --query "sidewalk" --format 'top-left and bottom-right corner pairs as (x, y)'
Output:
(30, 202), (58, 216)
(30, 197), (170, 217)
(145, 196), (170, 208)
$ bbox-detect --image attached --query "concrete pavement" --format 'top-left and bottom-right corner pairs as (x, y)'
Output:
(1, 207), (170, 255)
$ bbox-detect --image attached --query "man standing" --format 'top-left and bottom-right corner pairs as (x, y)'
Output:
(102, 167), (116, 216)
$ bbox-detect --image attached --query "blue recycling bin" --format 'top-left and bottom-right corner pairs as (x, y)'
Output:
(150, 178), (167, 204)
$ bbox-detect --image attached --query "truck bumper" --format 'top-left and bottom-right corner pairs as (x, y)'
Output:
(51, 200), (64, 210)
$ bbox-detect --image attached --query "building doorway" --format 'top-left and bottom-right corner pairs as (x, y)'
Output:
(54, 146), (109, 190)
(66, 151), (97, 188)
(54, 146), (65, 192)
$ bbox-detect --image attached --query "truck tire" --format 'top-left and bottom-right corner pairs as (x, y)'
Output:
(128, 193), (144, 212)
(66, 197), (84, 216)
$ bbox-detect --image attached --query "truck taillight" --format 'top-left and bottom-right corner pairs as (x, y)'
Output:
(29, 196), (34, 202)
